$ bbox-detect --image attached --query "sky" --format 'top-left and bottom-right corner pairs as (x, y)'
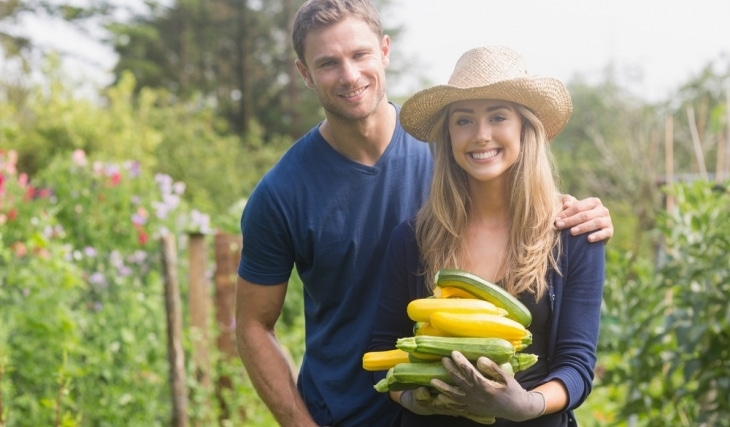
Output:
(386, 0), (730, 101)
(5, 0), (729, 103)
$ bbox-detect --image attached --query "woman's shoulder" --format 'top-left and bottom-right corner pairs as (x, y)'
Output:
(557, 228), (606, 268)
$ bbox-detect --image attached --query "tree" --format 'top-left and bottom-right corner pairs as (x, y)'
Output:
(106, 0), (402, 141)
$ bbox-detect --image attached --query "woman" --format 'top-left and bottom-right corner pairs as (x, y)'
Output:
(369, 46), (605, 426)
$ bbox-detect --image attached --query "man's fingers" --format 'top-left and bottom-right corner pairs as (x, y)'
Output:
(560, 193), (578, 208)
(557, 204), (608, 226)
(586, 227), (614, 243)
(567, 215), (611, 236)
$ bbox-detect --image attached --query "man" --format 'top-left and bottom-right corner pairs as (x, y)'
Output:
(235, 1), (613, 426)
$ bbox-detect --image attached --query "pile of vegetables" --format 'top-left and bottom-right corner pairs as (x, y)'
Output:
(363, 269), (537, 393)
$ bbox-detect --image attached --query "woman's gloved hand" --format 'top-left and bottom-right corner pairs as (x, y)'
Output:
(397, 386), (462, 416)
(399, 387), (496, 424)
(431, 351), (546, 422)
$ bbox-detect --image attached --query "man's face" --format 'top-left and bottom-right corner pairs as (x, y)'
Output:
(296, 17), (390, 122)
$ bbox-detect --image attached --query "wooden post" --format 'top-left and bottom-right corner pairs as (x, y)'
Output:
(687, 106), (708, 179)
(213, 232), (244, 422)
(213, 233), (241, 358)
(160, 234), (188, 427)
(718, 133), (726, 184)
(720, 89), (730, 183)
(664, 116), (675, 212)
(188, 232), (212, 425)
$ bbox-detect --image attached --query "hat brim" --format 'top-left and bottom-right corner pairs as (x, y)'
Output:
(400, 76), (573, 142)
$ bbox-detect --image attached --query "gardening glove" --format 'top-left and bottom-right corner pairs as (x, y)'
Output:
(397, 386), (471, 418)
(431, 351), (546, 422)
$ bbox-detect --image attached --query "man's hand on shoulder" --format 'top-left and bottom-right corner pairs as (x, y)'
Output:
(555, 195), (613, 243)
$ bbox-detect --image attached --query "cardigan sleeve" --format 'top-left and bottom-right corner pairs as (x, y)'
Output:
(543, 230), (606, 410)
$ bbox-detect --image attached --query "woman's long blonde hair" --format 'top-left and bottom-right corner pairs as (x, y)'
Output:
(415, 102), (562, 300)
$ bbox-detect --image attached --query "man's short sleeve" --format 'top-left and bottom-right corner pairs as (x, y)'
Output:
(238, 180), (295, 285)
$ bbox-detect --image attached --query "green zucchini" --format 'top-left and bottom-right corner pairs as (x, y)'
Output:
(436, 269), (533, 327)
(396, 335), (515, 364)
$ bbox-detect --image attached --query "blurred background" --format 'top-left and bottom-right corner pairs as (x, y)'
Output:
(1, 1), (728, 426)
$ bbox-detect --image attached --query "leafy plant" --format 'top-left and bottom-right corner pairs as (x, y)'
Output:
(605, 180), (730, 426)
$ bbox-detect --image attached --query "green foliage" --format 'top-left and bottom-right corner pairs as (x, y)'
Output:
(1, 149), (190, 425)
(555, 76), (664, 257)
(151, 106), (291, 222)
(0, 141), (304, 425)
(596, 180), (730, 426)
(1, 61), (281, 221)
(0, 240), (87, 426)
(577, 246), (660, 425)
(2, 64), (161, 175)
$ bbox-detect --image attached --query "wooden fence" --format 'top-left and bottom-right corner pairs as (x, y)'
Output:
(160, 232), (243, 427)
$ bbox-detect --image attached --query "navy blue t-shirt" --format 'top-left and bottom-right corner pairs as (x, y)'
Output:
(239, 108), (433, 426)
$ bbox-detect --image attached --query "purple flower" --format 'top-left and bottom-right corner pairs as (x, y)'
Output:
(117, 265), (132, 277)
(155, 174), (173, 194)
(125, 161), (141, 178)
(109, 250), (124, 268)
(189, 209), (212, 233)
(131, 212), (147, 226)
(89, 272), (108, 291)
(129, 250), (148, 264)
(104, 164), (120, 178)
(173, 181), (186, 195)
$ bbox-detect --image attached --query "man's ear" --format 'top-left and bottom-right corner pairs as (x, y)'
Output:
(381, 34), (391, 68)
(295, 59), (314, 89)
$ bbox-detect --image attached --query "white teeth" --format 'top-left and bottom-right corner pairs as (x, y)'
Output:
(471, 149), (498, 160)
(343, 87), (366, 98)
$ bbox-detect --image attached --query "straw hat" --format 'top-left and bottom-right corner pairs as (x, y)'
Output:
(400, 46), (573, 142)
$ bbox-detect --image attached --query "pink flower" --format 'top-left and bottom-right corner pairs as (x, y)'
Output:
(1, 150), (18, 174)
(24, 186), (35, 200)
(36, 188), (53, 198)
(109, 171), (122, 186)
(137, 230), (149, 245)
(72, 149), (88, 167)
(11, 241), (27, 257)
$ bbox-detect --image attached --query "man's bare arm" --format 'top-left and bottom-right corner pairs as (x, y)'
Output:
(556, 195), (613, 242)
(235, 277), (319, 427)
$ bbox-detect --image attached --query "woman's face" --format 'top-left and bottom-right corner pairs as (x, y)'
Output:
(448, 98), (523, 183)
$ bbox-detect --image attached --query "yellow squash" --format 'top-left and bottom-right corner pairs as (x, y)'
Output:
(429, 312), (529, 341)
(406, 297), (507, 323)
